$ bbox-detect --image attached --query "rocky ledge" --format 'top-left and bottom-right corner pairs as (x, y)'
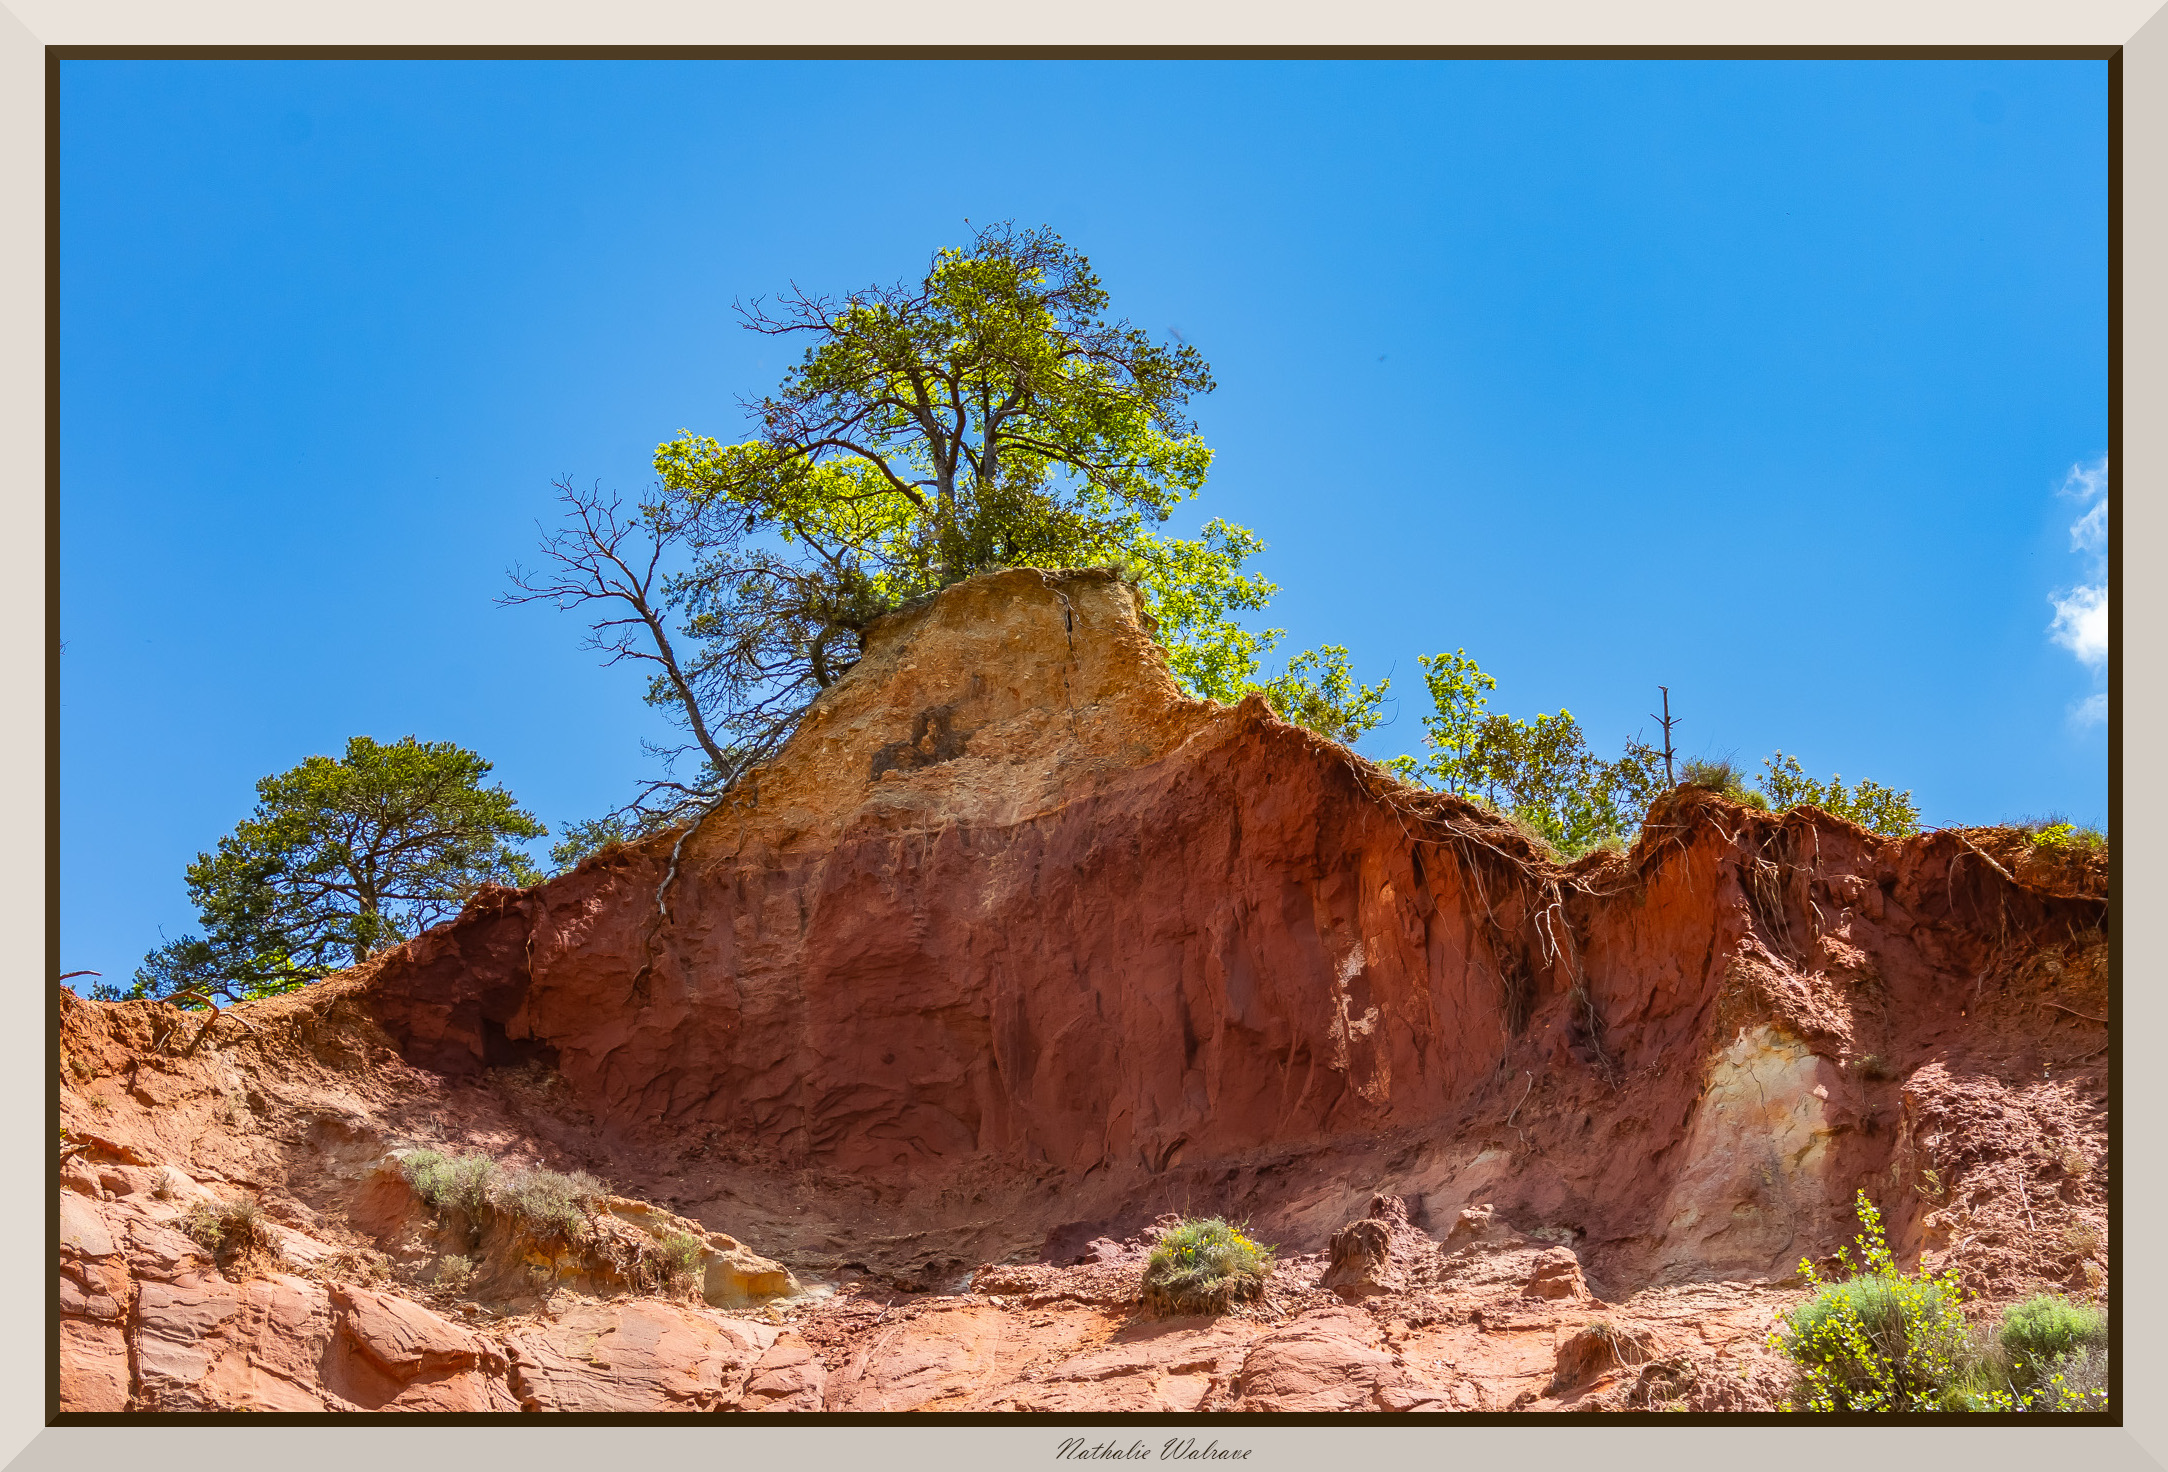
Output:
(59, 568), (2108, 1413)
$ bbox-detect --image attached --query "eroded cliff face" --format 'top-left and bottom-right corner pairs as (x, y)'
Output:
(58, 568), (2110, 1413)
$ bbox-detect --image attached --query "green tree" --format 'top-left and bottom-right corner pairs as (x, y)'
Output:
(102, 737), (543, 1006)
(516, 224), (1355, 835)
(1388, 650), (1668, 856)
(1757, 752), (1921, 836)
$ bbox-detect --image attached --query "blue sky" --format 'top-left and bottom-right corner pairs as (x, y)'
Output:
(60, 58), (2108, 986)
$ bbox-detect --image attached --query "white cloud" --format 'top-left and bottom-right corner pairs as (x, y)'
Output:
(2070, 496), (2106, 557)
(2061, 455), (2108, 564)
(2047, 454), (2109, 676)
(2050, 583), (2107, 666)
(2072, 692), (2107, 727)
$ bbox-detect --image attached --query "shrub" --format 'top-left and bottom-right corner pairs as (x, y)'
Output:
(1681, 758), (1769, 810)
(1142, 1217), (1274, 1316)
(1943, 1296), (2110, 1412)
(492, 1166), (606, 1244)
(1757, 753), (1918, 836)
(433, 1253), (477, 1293)
(618, 1229), (709, 1296)
(1771, 1191), (1969, 1412)
(2000, 1295), (2107, 1382)
(656, 1232), (707, 1291)
(401, 1150), (500, 1220)
(2024, 820), (2107, 855)
(181, 1195), (283, 1276)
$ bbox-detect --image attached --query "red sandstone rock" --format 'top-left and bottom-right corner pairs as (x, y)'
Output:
(55, 569), (2109, 1414)
(505, 1301), (775, 1412)
(1231, 1307), (1405, 1411)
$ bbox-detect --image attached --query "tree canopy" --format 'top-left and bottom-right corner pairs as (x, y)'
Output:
(514, 223), (1926, 868)
(103, 736), (543, 1006)
(1384, 648), (1921, 852)
(519, 225), (1342, 852)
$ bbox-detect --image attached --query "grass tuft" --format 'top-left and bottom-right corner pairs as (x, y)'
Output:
(181, 1195), (284, 1277)
(1681, 758), (1768, 809)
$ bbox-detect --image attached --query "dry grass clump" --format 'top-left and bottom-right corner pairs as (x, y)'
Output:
(494, 1166), (607, 1244)
(1142, 1217), (1274, 1316)
(401, 1150), (500, 1220)
(312, 1246), (393, 1286)
(401, 1149), (607, 1246)
(1681, 758), (1769, 810)
(618, 1230), (709, 1297)
(181, 1195), (285, 1278)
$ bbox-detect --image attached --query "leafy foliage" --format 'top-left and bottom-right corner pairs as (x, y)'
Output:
(519, 224), (1296, 828)
(1771, 1190), (1972, 1412)
(180, 1195), (283, 1276)
(1925, 1295), (2113, 1413)
(1999, 1293), (2107, 1373)
(103, 737), (544, 1007)
(657, 1231), (708, 1288)
(1757, 752), (1920, 836)
(1388, 649), (1670, 856)
(433, 1254), (477, 1293)
(1251, 645), (1392, 744)
(1142, 1217), (1275, 1316)
(2022, 820), (2107, 854)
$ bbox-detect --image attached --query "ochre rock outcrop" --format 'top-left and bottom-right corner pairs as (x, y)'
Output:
(58, 568), (2109, 1413)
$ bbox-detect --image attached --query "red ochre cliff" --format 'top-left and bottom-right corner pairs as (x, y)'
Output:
(58, 568), (2110, 1413)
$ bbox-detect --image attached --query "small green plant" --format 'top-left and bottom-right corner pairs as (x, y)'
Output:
(1771, 1190), (1969, 1412)
(401, 1150), (500, 1220)
(2023, 821), (2107, 855)
(493, 1166), (606, 1244)
(1999, 1295), (2106, 1380)
(433, 1253), (477, 1293)
(658, 1232), (706, 1287)
(1142, 1217), (1274, 1316)
(1944, 1296), (2110, 1412)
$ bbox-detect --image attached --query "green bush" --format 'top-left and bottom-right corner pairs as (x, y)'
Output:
(2002, 1293), (2107, 1370)
(1955, 1295), (2112, 1411)
(1757, 753), (1918, 836)
(1773, 1195), (2112, 1414)
(401, 1150), (499, 1220)
(493, 1166), (606, 1243)
(180, 1195), (282, 1274)
(2023, 820), (2107, 855)
(1142, 1217), (1274, 1316)
(181, 1195), (262, 1253)
(1772, 1191), (1969, 1411)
